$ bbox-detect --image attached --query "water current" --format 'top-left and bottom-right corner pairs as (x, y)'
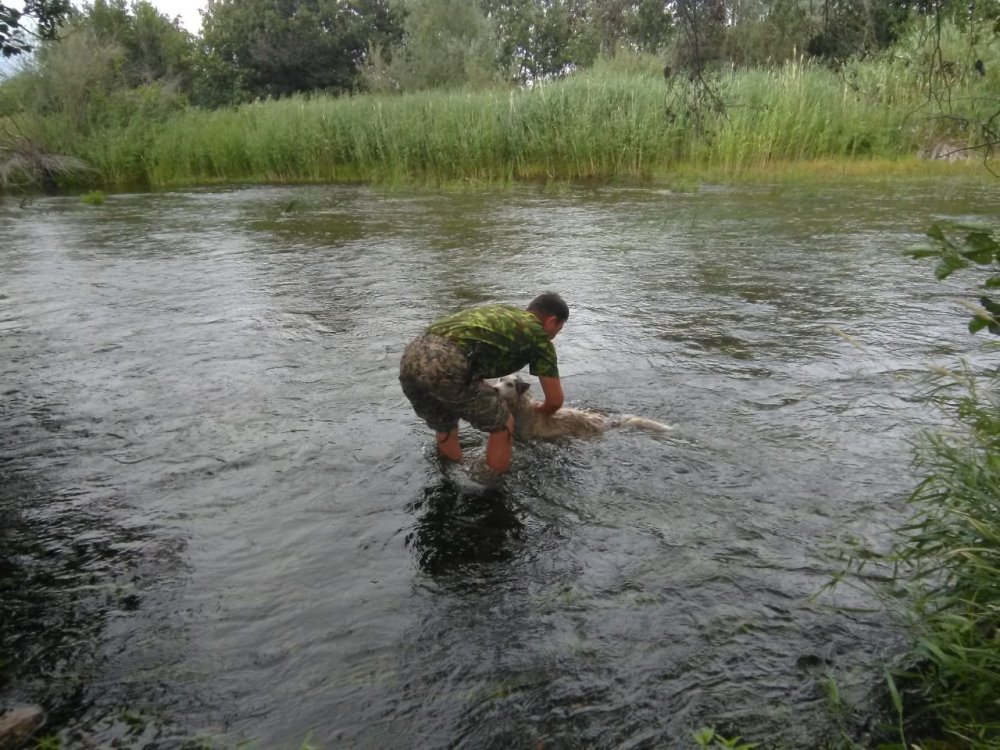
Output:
(1, 180), (997, 749)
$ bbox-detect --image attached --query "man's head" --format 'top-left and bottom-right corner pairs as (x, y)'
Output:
(527, 291), (568, 339)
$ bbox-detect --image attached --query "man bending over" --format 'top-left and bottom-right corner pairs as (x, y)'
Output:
(399, 292), (568, 473)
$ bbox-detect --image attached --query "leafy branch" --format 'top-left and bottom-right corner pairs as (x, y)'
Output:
(0, 1), (72, 57)
(913, 222), (1000, 335)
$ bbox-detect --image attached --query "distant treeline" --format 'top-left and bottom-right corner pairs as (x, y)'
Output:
(2, 0), (997, 105)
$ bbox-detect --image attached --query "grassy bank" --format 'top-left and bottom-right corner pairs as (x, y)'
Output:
(17, 57), (995, 190)
(832, 225), (1000, 749)
(878, 363), (1000, 749)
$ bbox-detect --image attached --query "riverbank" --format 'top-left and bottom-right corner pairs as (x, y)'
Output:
(3, 57), (995, 193)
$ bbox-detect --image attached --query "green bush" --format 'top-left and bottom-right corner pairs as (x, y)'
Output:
(837, 226), (1000, 749)
(80, 189), (105, 204)
(890, 361), (1000, 747)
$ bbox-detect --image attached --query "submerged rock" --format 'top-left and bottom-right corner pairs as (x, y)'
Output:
(0, 706), (45, 750)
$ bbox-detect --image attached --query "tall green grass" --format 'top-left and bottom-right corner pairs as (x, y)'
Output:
(38, 56), (999, 188)
(709, 61), (911, 166)
(886, 361), (1000, 748)
(825, 223), (1000, 748)
(827, 365), (1000, 749)
(833, 327), (1000, 745)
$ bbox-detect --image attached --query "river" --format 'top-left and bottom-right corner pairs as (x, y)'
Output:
(1, 179), (995, 748)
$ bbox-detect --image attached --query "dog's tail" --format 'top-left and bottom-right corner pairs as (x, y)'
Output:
(613, 415), (673, 432)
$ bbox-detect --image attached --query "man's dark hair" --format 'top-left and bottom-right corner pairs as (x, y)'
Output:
(528, 291), (569, 322)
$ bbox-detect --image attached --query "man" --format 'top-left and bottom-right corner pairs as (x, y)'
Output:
(399, 292), (568, 474)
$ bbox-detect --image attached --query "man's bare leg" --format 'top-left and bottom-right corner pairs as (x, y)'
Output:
(485, 414), (515, 473)
(436, 428), (462, 461)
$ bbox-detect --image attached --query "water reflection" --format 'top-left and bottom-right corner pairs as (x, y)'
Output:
(0, 464), (182, 731)
(405, 472), (525, 576)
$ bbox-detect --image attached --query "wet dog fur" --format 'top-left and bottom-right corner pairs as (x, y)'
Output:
(493, 375), (672, 440)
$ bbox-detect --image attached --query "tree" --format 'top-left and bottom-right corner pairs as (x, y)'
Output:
(17, 24), (123, 129)
(481, 0), (535, 80)
(529, 0), (592, 77)
(481, 0), (597, 82)
(916, 223), (1000, 335)
(1, 0), (72, 57)
(84, 0), (195, 88)
(201, 0), (405, 99)
(361, 0), (500, 92)
(628, 0), (671, 53)
(723, 0), (814, 65)
(671, 0), (726, 73)
(591, 0), (672, 55)
(3, 2), (196, 133)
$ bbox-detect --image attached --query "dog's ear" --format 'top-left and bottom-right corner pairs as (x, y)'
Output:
(516, 380), (530, 395)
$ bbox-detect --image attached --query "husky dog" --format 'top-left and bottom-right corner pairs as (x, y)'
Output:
(493, 375), (672, 440)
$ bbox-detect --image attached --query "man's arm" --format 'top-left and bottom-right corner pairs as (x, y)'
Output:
(534, 376), (564, 415)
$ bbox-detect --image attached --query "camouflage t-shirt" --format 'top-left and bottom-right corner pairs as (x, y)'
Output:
(426, 304), (559, 379)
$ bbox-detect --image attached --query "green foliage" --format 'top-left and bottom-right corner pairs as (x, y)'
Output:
(885, 669), (907, 747)
(888, 364), (1000, 747)
(916, 223), (1000, 335)
(575, 0), (675, 58)
(199, 0), (404, 100)
(692, 726), (760, 749)
(833, 223), (1000, 748)
(0, 64), (33, 115)
(0, 0), (195, 191)
(700, 58), (925, 164)
(85, 0), (196, 90)
(17, 54), (994, 189)
(79, 189), (104, 203)
(6, 2), (192, 134)
(19, 25), (124, 130)
(589, 47), (666, 77)
(84, 70), (690, 185)
(669, 0), (727, 73)
(4, 8), (996, 189)
(0, 0), (72, 57)
(623, 0), (674, 54)
(722, 0), (817, 66)
(481, 0), (600, 82)
(881, 17), (1000, 93)
(805, 0), (892, 60)
(0, 133), (92, 190)
(360, 0), (502, 92)
(187, 44), (243, 108)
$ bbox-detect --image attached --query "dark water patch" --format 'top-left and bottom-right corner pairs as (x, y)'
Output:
(406, 473), (529, 576)
(0, 464), (189, 741)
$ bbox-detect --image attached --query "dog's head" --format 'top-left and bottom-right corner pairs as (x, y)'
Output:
(493, 375), (531, 405)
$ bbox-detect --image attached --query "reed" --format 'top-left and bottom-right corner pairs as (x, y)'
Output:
(887, 362), (1000, 748)
(830, 353), (1000, 748)
(44, 56), (994, 189)
(708, 61), (911, 168)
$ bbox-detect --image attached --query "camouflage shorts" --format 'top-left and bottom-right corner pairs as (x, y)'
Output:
(399, 333), (509, 433)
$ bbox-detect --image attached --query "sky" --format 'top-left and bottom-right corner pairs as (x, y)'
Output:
(148, 0), (206, 32)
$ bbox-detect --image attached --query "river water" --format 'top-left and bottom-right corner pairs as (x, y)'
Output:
(1, 180), (996, 749)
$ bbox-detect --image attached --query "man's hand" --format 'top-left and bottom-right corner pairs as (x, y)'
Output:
(535, 376), (564, 415)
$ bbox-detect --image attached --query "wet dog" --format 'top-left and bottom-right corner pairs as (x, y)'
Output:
(493, 375), (672, 440)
